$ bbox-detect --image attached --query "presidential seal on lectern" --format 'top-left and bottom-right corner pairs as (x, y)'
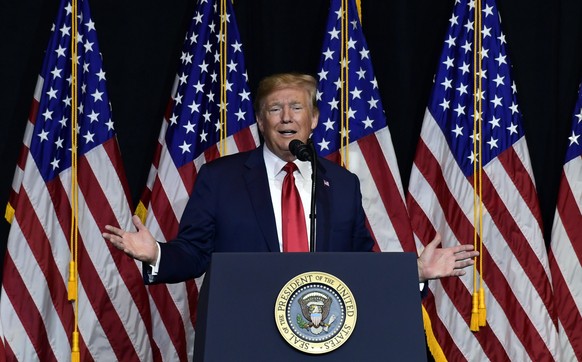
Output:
(274, 271), (357, 354)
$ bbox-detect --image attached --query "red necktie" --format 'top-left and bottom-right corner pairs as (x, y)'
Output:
(281, 162), (309, 252)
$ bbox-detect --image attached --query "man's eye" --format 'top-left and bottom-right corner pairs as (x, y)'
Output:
(292, 105), (303, 111)
(268, 107), (281, 113)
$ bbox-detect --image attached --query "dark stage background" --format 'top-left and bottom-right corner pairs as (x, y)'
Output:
(0, 0), (581, 272)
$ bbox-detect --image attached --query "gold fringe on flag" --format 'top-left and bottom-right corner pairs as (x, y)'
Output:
(476, 0), (487, 328)
(478, 286), (487, 326)
(339, 0), (362, 168)
(470, 289), (480, 331)
(68, 0), (79, 304)
(135, 201), (148, 224)
(219, 0), (229, 155)
(69, 1), (81, 360)
(470, 0), (487, 332)
(72, 331), (80, 362)
(5, 203), (15, 224)
(422, 306), (448, 362)
(339, 0), (348, 167)
(68, 261), (78, 302)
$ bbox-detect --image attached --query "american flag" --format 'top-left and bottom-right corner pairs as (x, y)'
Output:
(1, 0), (160, 360)
(549, 81), (582, 361)
(135, 0), (259, 359)
(406, 0), (559, 360)
(312, 0), (416, 253)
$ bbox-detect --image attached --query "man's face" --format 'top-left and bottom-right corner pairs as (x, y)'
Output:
(257, 86), (318, 162)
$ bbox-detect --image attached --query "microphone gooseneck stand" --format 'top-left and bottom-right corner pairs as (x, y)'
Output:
(289, 139), (317, 252)
(307, 139), (317, 253)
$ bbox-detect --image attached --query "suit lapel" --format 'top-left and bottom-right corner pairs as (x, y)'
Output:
(242, 148), (334, 253)
(314, 160), (331, 252)
(243, 147), (280, 252)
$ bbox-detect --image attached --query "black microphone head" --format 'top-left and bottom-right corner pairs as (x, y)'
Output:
(289, 139), (312, 162)
(289, 139), (302, 153)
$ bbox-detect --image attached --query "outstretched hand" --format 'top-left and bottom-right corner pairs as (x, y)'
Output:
(103, 215), (159, 264)
(417, 233), (479, 282)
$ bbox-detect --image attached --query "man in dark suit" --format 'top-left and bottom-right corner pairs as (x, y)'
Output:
(103, 73), (477, 284)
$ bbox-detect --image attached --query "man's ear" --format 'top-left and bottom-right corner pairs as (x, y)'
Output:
(310, 110), (319, 130)
(256, 115), (264, 133)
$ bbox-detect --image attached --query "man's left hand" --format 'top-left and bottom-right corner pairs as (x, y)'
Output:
(417, 233), (479, 282)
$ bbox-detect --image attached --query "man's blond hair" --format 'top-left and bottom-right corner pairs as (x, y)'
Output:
(254, 73), (319, 117)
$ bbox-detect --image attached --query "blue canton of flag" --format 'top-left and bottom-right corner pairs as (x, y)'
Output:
(312, 0), (385, 156)
(166, 0), (255, 168)
(565, 85), (582, 162)
(31, 0), (114, 182)
(429, 0), (524, 176)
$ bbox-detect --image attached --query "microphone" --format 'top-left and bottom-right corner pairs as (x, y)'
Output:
(289, 139), (312, 162)
(289, 138), (318, 252)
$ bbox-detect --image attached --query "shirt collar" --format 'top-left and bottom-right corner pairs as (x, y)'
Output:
(263, 145), (311, 180)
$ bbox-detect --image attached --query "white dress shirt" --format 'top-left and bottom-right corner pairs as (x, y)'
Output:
(150, 146), (313, 276)
(263, 146), (312, 252)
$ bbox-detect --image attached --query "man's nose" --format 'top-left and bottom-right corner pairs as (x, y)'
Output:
(281, 106), (292, 123)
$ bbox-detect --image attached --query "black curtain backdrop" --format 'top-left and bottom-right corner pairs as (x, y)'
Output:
(0, 0), (581, 274)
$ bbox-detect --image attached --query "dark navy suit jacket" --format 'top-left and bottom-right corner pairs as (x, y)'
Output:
(146, 146), (374, 284)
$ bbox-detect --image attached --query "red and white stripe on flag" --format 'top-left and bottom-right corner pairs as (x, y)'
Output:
(1, 79), (158, 361)
(136, 84), (259, 361)
(341, 128), (416, 252)
(408, 113), (559, 361)
(0, 0), (165, 359)
(549, 83), (582, 361)
(406, 0), (559, 360)
(312, 0), (416, 253)
(134, 0), (260, 359)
